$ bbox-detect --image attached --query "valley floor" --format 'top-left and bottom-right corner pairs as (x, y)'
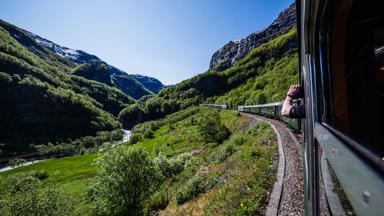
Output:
(0, 107), (279, 215)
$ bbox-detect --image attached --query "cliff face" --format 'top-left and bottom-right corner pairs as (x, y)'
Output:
(209, 3), (296, 71)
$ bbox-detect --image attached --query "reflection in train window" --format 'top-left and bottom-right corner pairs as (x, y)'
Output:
(329, 0), (384, 155)
(317, 147), (356, 216)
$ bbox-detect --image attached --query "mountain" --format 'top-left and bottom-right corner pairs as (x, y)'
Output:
(0, 19), (137, 155)
(131, 74), (165, 93)
(23, 27), (164, 97)
(209, 3), (296, 71)
(0, 19), (164, 99)
(119, 28), (298, 128)
(26, 31), (101, 65)
(119, 4), (298, 128)
(72, 61), (153, 99)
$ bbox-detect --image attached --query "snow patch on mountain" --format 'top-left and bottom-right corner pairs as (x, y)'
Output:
(26, 31), (100, 64)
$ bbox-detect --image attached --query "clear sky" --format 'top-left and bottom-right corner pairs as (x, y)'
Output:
(0, 0), (293, 85)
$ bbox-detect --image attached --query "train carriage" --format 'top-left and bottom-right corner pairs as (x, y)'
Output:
(200, 104), (228, 109)
(238, 102), (301, 131)
(298, 0), (384, 215)
(238, 1), (384, 214)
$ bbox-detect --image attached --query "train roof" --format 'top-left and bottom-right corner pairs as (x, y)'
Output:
(239, 101), (283, 108)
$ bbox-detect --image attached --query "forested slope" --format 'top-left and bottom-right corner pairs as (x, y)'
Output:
(119, 29), (298, 128)
(0, 25), (132, 155)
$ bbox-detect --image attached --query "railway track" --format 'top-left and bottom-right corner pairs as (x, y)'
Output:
(242, 112), (304, 216)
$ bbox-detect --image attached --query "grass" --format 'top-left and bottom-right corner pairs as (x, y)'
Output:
(0, 154), (99, 215)
(0, 108), (278, 216)
(141, 110), (278, 215)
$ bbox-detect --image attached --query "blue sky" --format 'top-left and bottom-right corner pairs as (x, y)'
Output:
(0, 0), (293, 85)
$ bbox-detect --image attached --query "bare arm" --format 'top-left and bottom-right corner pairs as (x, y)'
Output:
(282, 96), (293, 117)
(281, 84), (299, 117)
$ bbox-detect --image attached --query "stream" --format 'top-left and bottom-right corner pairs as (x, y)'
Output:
(0, 129), (131, 173)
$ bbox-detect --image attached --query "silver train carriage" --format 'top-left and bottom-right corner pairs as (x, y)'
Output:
(199, 104), (228, 109)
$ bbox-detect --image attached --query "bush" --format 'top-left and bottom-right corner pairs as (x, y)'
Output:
(0, 72), (13, 83)
(143, 129), (154, 139)
(229, 134), (247, 146)
(0, 174), (74, 216)
(248, 121), (275, 145)
(176, 174), (204, 204)
(197, 110), (230, 143)
(144, 190), (169, 214)
(129, 133), (142, 144)
(168, 153), (192, 175)
(7, 158), (26, 168)
(90, 147), (162, 216)
(155, 153), (192, 177)
(34, 170), (49, 180)
(118, 104), (145, 129)
(216, 143), (236, 162)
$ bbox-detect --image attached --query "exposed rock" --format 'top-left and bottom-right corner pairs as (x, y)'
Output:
(26, 32), (100, 65)
(209, 3), (296, 71)
(0, 19), (165, 98)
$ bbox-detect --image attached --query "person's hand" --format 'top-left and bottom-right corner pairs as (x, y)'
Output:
(287, 84), (300, 98)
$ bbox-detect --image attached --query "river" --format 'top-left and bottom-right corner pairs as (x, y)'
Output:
(122, 129), (131, 142)
(0, 129), (131, 173)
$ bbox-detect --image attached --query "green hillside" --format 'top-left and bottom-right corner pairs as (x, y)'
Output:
(0, 19), (76, 72)
(73, 61), (153, 99)
(119, 28), (298, 128)
(0, 108), (277, 215)
(0, 7), (298, 215)
(215, 51), (299, 106)
(0, 25), (134, 155)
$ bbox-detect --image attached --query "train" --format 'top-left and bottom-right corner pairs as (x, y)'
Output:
(238, 102), (301, 131)
(205, 0), (384, 214)
(296, 0), (383, 215)
(199, 103), (228, 109)
(201, 102), (301, 131)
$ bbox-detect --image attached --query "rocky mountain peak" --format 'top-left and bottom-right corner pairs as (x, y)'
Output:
(26, 31), (100, 65)
(209, 3), (296, 71)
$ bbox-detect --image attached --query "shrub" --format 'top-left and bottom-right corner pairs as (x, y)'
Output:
(7, 158), (26, 168)
(144, 190), (169, 214)
(168, 153), (192, 174)
(129, 133), (142, 144)
(34, 170), (49, 180)
(216, 143), (236, 162)
(118, 104), (145, 129)
(0, 72), (12, 83)
(229, 134), (247, 146)
(0, 174), (74, 216)
(142, 129), (153, 139)
(248, 121), (275, 144)
(197, 110), (230, 143)
(176, 174), (204, 204)
(90, 147), (162, 216)
(155, 153), (192, 177)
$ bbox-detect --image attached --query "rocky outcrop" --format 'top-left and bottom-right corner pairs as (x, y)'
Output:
(26, 32), (100, 65)
(209, 3), (296, 71)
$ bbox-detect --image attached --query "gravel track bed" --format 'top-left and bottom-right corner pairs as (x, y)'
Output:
(244, 114), (304, 216)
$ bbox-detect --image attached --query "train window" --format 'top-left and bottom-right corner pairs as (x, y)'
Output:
(328, 0), (384, 155)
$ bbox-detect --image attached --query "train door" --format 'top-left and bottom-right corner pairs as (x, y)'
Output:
(299, 0), (384, 215)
